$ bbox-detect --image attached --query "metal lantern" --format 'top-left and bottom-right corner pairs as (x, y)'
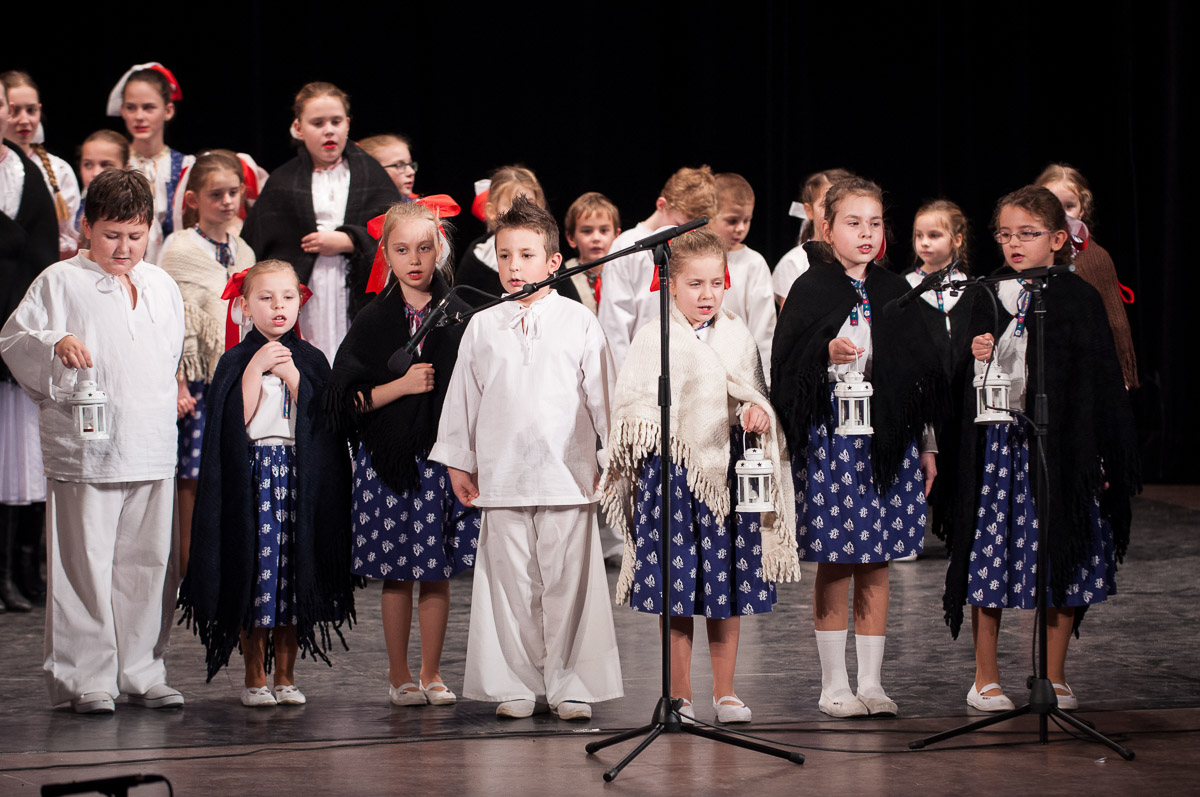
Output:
(69, 380), (110, 440)
(834, 371), (874, 436)
(735, 432), (774, 514)
(973, 370), (1015, 425)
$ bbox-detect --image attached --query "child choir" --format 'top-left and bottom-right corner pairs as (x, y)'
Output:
(0, 65), (1139, 725)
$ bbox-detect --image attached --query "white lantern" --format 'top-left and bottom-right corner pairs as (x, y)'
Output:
(69, 380), (110, 440)
(735, 433), (774, 514)
(973, 371), (1014, 425)
(834, 371), (874, 436)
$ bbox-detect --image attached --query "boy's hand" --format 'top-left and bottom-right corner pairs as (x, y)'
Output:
(920, 452), (937, 497)
(301, 230), (354, 256)
(743, 405), (770, 434)
(828, 337), (865, 365)
(249, 342), (291, 374)
(448, 467), (480, 508)
(972, 334), (994, 362)
(54, 335), (93, 369)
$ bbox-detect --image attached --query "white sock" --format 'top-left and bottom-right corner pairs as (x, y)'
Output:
(855, 634), (887, 697)
(815, 629), (851, 696)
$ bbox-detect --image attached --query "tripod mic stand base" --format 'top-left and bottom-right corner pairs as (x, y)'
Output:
(586, 697), (805, 782)
(909, 677), (1134, 760)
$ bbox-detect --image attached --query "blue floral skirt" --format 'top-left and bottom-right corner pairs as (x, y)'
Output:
(793, 386), (926, 564)
(252, 444), (297, 628)
(350, 445), (480, 581)
(630, 431), (776, 619)
(968, 422), (1116, 609)
(177, 379), (207, 479)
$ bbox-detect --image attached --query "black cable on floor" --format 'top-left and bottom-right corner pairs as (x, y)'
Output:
(4, 723), (1196, 774)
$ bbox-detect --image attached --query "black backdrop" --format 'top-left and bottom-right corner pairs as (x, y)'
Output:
(5, 1), (1193, 480)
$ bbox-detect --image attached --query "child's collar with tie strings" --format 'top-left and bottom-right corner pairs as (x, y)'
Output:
(220, 269), (313, 350)
(365, 194), (461, 295)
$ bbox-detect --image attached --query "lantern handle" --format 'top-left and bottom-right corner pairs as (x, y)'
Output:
(851, 348), (865, 374)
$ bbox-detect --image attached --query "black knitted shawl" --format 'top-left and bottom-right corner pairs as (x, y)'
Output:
(770, 242), (947, 488)
(241, 141), (400, 321)
(325, 272), (469, 494)
(1, 142), (59, 383)
(179, 326), (355, 681)
(934, 270), (1140, 639)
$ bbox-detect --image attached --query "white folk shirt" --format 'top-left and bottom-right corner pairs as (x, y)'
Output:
(828, 307), (874, 380)
(772, 244), (811, 301)
(976, 279), (1030, 411)
(246, 373), (296, 444)
(0, 253), (184, 483)
(0, 145), (25, 218)
(306, 160), (352, 364)
(724, 246), (776, 384)
(128, 149), (194, 264)
(429, 290), (615, 507)
(597, 222), (659, 371)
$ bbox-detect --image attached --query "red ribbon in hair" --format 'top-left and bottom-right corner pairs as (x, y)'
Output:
(148, 64), (183, 101)
(365, 195), (461, 294)
(221, 269), (313, 349)
(239, 157), (260, 220)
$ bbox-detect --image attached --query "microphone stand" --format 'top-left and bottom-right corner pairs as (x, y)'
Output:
(386, 218), (711, 375)
(908, 267), (1134, 760)
(582, 230), (804, 780)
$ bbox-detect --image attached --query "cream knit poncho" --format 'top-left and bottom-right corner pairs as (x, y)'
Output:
(603, 304), (800, 606)
(159, 230), (256, 382)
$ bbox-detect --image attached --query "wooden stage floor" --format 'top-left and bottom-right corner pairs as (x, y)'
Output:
(2, 492), (1198, 795)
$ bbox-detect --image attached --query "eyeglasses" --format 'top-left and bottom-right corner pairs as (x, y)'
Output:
(993, 230), (1053, 244)
(384, 160), (419, 174)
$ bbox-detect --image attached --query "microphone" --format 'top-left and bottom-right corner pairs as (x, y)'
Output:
(895, 259), (961, 310)
(387, 293), (452, 374)
(631, 217), (709, 251)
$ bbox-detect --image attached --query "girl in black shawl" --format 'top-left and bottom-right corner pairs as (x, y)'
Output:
(180, 260), (355, 705)
(242, 82), (400, 364)
(771, 178), (944, 720)
(327, 201), (479, 707)
(937, 187), (1138, 713)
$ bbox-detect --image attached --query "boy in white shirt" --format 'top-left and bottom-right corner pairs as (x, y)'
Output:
(430, 196), (623, 721)
(0, 169), (185, 713)
(711, 173), (776, 383)
(598, 166), (717, 370)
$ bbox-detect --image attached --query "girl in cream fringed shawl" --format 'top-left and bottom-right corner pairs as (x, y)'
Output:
(600, 229), (799, 725)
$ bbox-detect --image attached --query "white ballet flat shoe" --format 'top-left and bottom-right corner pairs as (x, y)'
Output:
(1052, 683), (1078, 710)
(389, 682), (427, 706)
(856, 689), (898, 717)
(240, 686), (276, 708)
(675, 698), (695, 724)
(272, 684), (306, 705)
(967, 682), (1015, 712)
(713, 695), (752, 724)
(421, 680), (456, 706)
(819, 689), (869, 718)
